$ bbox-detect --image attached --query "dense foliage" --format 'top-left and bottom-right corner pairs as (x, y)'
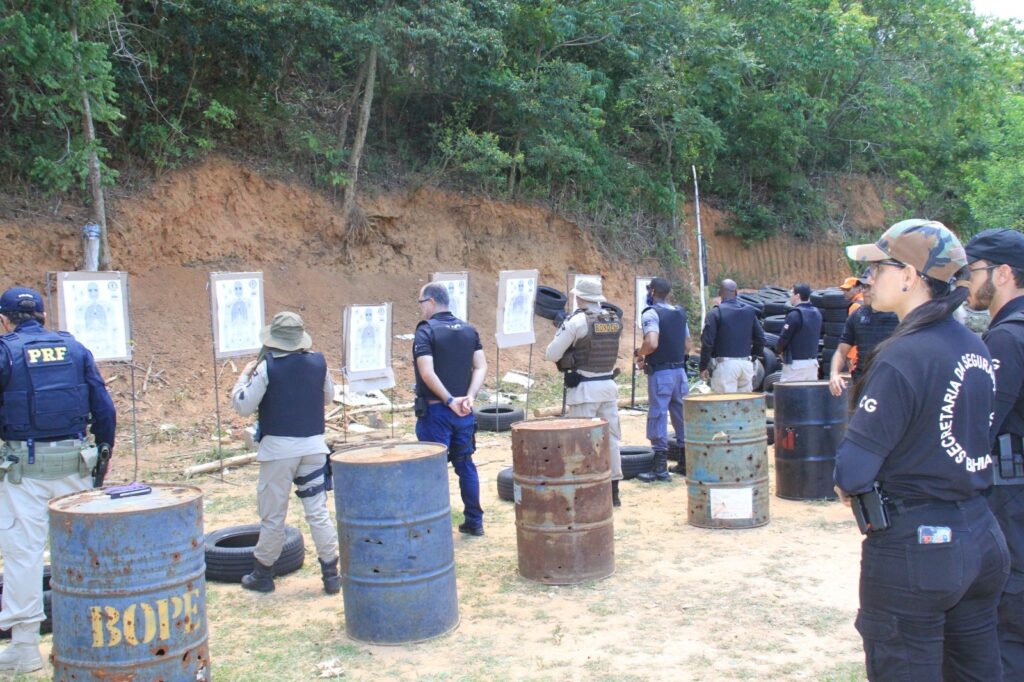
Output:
(2, 0), (1022, 253)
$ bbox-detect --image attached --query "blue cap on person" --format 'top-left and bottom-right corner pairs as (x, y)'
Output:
(0, 287), (44, 314)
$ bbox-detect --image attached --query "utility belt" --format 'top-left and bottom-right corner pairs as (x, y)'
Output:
(564, 369), (617, 387)
(0, 438), (96, 484)
(645, 361), (686, 376)
(292, 453), (333, 499)
(994, 433), (1024, 485)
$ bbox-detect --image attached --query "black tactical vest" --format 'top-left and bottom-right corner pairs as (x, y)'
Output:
(645, 305), (687, 366)
(415, 315), (478, 399)
(786, 304), (822, 361)
(713, 300), (757, 358)
(258, 352), (327, 438)
(560, 309), (622, 373)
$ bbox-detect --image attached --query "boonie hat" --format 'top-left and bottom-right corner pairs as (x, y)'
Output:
(0, 287), (44, 314)
(571, 278), (606, 303)
(846, 219), (967, 283)
(259, 311), (312, 352)
(964, 229), (1024, 271)
(839, 276), (863, 290)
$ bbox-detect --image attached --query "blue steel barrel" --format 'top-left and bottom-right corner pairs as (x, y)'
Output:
(684, 393), (769, 529)
(773, 380), (847, 500)
(331, 442), (459, 644)
(512, 418), (614, 584)
(48, 485), (210, 681)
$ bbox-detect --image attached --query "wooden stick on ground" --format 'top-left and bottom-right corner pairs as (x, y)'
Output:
(184, 452), (257, 478)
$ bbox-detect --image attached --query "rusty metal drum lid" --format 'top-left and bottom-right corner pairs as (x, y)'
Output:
(684, 392), (762, 403)
(49, 484), (202, 515)
(511, 417), (607, 431)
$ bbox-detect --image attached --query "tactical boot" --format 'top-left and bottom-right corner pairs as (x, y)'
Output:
(0, 624), (43, 673)
(240, 560), (275, 593)
(670, 448), (687, 475)
(611, 480), (621, 507)
(320, 556), (342, 595)
(637, 451), (671, 482)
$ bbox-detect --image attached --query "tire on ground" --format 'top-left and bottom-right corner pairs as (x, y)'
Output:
(761, 347), (780, 376)
(474, 403), (525, 432)
(810, 288), (847, 308)
(204, 524), (305, 583)
(766, 419), (775, 446)
(762, 371), (782, 393)
(620, 446), (654, 480)
(497, 467), (514, 502)
(535, 285), (567, 310)
(822, 321), (846, 337)
(822, 307), (848, 323)
(763, 315), (787, 334)
(601, 302), (624, 319)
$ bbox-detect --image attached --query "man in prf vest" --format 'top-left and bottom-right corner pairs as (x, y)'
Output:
(231, 312), (340, 594)
(0, 287), (116, 674)
(545, 278), (624, 506)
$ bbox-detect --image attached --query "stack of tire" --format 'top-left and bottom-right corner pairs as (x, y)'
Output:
(535, 285), (567, 326)
(811, 288), (849, 376)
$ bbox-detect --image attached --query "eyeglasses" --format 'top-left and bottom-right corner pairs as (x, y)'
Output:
(968, 264), (999, 274)
(417, 297), (431, 304)
(864, 259), (906, 277)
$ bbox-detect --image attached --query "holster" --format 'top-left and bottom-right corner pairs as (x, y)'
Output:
(994, 433), (1024, 485)
(79, 445), (99, 478)
(414, 395), (428, 418)
(564, 371), (582, 388)
(556, 351), (575, 373)
(851, 482), (891, 534)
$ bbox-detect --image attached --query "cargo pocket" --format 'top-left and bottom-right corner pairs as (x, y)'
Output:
(855, 609), (910, 680)
(907, 541), (963, 593)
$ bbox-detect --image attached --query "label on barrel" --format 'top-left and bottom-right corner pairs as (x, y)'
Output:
(89, 587), (202, 648)
(709, 487), (753, 520)
(513, 482), (522, 505)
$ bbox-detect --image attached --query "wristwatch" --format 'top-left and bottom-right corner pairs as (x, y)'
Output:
(445, 396), (455, 406)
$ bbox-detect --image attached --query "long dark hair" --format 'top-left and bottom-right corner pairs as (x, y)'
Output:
(851, 276), (969, 403)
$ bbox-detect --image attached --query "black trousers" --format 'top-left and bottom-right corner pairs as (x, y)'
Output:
(987, 485), (1024, 680)
(857, 495), (1010, 681)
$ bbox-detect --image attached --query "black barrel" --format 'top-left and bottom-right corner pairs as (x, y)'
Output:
(773, 381), (848, 500)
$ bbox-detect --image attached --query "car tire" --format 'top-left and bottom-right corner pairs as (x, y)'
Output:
(204, 524), (305, 583)
(474, 403), (525, 432)
(536, 285), (567, 311)
(810, 288), (847, 308)
(497, 467), (514, 502)
(822, 321), (846, 337)
(766, 419), (775, 446)
(763, 371), (782, 393)
(763, 315), (787, 334)
(601, 302), (624, 319)
(761, 347), (780, 376)
(620, 446), (655, 480)
(822, 307), (848, 323)
(534, 300), (561, 320)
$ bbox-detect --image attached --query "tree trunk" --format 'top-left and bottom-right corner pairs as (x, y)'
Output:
(71, 23), (110, 270)
(341, 44), (377, 230)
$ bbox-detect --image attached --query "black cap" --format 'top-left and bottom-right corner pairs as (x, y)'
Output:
(964, 229), (1024, 270)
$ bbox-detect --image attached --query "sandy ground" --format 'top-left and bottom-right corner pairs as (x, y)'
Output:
(20, 408), (866, 682)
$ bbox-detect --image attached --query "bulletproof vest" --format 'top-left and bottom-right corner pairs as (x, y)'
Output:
(786, 304), (822, 361)
(258, 351), (327, 438)
(0, 326), (90, 441)
(855, 307), (898, 359)
(986, 309), (1024, 442)
(645, 305), (687, 366)
(415, 316), (478, 398)
(713, 300), (757, 358)
(562, 309), (622, 373)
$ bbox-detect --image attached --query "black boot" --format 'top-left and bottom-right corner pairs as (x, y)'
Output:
(670, 447), (686, 475)
(320, 556), (341, 595)
(637, 451), (671, 482)
(240, 560), (275, 593)
(611, 480), (621, 507)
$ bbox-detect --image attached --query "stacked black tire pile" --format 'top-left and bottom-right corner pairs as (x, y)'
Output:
(810, 288), (848, 375)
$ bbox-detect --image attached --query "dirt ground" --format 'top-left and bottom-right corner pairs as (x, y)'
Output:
(24, 409), (867, 682)
(0, 157), (888, 680)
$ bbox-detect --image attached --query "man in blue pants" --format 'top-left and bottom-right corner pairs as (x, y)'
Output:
(634, 277), (691, 482)
(413, 283), (488, 535)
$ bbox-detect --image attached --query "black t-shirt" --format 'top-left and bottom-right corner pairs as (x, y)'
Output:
(983, 295), (1024, 442)
(840, 317), (995, 501)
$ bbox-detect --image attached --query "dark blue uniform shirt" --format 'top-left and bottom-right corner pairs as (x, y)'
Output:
(984, 295), (1024, 441)
(0, 320), (116, 447)
(413, 312), (482, 400)
(835, 318), (994, 500)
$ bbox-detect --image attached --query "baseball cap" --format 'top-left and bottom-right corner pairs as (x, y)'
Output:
(964, 229), (1024, 270)
(846, 219), (967, 283)
(839, 277), (862, 290)
(0, 287), (44, 314)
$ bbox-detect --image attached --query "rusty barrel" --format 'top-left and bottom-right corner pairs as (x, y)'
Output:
(684, 394), (769, 529)
(774, 380), (847, 500)
(512, 417), (614, 584)
(331, 442), (458, 644)
(49, 484), (210, 681)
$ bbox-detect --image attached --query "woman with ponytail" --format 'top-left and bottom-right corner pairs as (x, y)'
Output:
(834, 220), (1010, 681)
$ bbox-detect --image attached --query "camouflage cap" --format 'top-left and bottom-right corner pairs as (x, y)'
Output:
(845, 219), (967, 283)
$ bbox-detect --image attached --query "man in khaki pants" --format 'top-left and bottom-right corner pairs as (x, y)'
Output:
(231, 312), (339, 594)
(545, 279), (624, 505)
